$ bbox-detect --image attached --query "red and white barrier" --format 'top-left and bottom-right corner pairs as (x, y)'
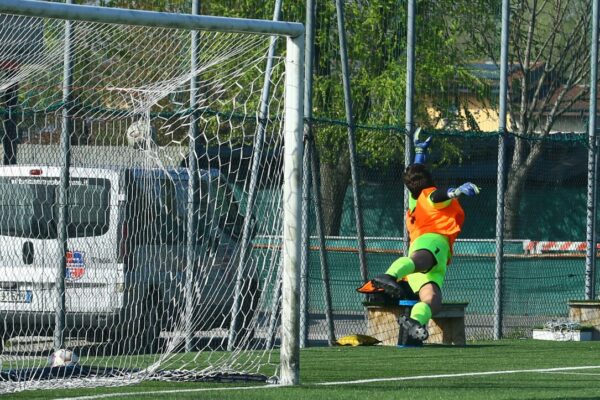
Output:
(523, 240), (599, 254)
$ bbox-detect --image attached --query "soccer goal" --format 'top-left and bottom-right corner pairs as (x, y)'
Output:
(0, 0), (304, 393)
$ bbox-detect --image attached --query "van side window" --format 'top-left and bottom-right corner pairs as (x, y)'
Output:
(0, 182), (54, 238)
(65, 179), (110, 237)
(0, 177), (110, 239)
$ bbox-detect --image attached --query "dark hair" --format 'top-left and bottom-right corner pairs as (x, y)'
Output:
(403, 163), (435, 198)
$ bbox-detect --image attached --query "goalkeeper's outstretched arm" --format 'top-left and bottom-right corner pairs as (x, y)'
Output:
(430, 182), (481, 203)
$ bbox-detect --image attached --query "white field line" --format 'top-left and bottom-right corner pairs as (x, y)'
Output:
(56, 365), (600, 400)
(538, 371), (600, 376)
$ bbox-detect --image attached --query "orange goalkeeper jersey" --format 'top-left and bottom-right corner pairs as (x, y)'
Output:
(406, 186), (465, 248)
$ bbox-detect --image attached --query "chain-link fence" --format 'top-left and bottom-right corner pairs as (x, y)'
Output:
(305, 129), (595, 342)
(0, 0), (598, 350)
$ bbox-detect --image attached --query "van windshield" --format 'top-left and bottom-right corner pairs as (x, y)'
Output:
(0, 177), (111, 239)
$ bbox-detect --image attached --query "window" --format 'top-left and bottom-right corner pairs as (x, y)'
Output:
(0, 177), (110, 239)
(127, 171), (209, 245)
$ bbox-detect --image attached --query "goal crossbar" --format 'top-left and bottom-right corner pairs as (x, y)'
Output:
(0, 0), (305, 38)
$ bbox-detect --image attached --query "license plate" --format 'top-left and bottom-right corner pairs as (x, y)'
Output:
(0, 289), (33, 303)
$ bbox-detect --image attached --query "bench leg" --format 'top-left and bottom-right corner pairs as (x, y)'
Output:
(366, 308), (401, 346)
(428, 317), (466, 346)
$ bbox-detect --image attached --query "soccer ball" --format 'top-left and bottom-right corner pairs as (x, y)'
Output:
(126, 119), (155, 149)
(48, 349), (79, 367)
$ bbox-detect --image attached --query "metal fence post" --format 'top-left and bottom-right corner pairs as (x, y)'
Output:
(494, 0), (510, 340)
(55, 0), (74, 351)
(184, 0), (201, 354)
(403, 0), (416, 254)
(228, 0), (283, 350)
(334, 0), (368, 284)
(585, 0), (599, 300)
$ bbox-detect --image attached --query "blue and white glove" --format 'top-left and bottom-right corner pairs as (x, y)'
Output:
(413, 127), (432, 164)
(447, 182), (481, 198)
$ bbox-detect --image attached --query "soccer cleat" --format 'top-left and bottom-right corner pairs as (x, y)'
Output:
(371, 274), (405, 298)
(400, 315), (429, 341)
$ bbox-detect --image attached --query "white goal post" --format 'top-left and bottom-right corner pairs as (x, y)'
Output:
(0, 0), (304, 392)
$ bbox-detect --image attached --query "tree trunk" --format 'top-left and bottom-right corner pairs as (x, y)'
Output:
(319, 150), (351, 236)
(504, 139), (544, 238)
(504, 170), (526, 239)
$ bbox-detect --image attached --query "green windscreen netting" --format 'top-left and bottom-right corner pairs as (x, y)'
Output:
(305, 128), (594, 341)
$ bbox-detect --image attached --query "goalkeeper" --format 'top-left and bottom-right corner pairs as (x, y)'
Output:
(371, 129), (480, 341)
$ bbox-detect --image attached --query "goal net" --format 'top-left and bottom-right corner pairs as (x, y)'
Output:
(0, 1), (303, 394)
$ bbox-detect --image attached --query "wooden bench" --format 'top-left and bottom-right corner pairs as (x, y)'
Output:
(568, 300), (600, 340)
(364, 300), (468, 346)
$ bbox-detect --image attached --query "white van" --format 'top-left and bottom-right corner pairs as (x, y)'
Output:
(0, 165), (257, 353)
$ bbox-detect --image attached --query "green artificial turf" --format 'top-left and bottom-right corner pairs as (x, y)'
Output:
(5, 340), (600, 400)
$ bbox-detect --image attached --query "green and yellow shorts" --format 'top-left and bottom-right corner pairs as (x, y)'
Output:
(406, 232), (451, 293)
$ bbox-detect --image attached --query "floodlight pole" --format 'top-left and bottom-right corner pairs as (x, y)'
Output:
(494, 0), (510, 340)
(585, 0), (599, 300)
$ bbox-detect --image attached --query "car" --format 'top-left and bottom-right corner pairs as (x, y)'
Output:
(0, 165), (258, 354)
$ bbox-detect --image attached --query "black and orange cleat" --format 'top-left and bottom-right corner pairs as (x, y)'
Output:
(371, 274), (406, 298)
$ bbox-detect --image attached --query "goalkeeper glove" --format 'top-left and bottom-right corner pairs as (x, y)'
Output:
(447, 182), (481, 198)
(413, 127), (432, 164)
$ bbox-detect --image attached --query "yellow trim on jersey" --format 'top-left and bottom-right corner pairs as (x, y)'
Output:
(409, 195), (417, 212)
(427, 190), (452, 209)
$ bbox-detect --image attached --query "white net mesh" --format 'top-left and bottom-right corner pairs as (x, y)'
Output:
(0, 10), (289, 394)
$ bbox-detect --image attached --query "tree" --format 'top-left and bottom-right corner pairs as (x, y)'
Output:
(84, 0), (489, 236)
(470, 0), (591, 238)
(312, 0), (488, 235)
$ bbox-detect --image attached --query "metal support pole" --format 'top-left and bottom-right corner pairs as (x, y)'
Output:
(55, 0), (74, 351)
(310, 146), (336, 345)
(228, 0), (283, 351)
(300, 0), (335, 348)
(185, 0), (201, 354)
(585, 0), (599, 300)
(403, 0), (416, 254)
(300, 143), (311, 348)
(300, 0), (315, 348)
(266, 264), (282, 350)
(494, 0), (510, 340)
(334, 0), (368, 283)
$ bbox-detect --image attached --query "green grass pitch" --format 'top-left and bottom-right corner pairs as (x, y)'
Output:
(7, 339), (600, 399)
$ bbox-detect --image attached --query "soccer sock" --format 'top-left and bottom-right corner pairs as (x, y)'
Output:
(410, 302), (432, 326)
(385, 257), (416, 279)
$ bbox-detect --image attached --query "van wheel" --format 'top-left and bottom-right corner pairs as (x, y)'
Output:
(112, 290), (161, 355)
(231, 277), (260, 349)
